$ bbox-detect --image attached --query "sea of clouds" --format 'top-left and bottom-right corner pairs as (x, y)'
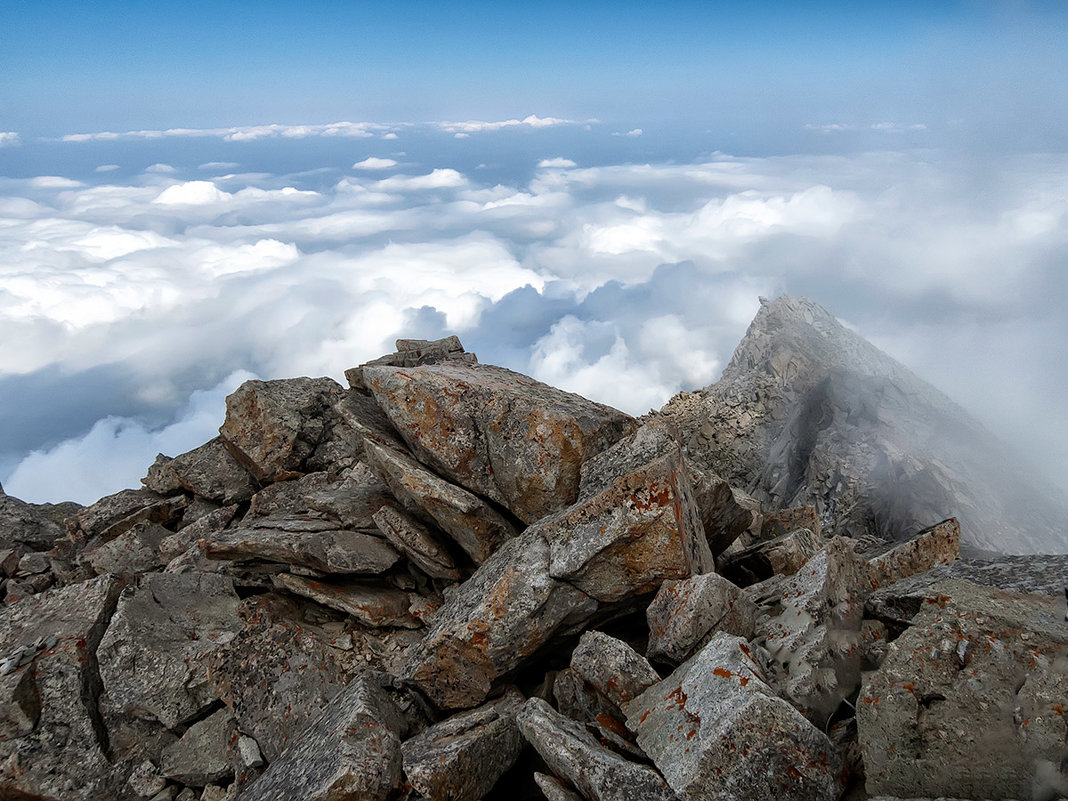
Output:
(2, 122), (1066, 503)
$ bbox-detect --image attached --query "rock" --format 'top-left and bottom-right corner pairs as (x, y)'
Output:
(364, 440), (517, 565)
(345, 335), (476, 391)
(68, 487), (188, 543)
(161, 707), (236, 786)
(218, 377), (344, 483)
(302, 464), (395, 530)
(363, 361), (635, 524)
(624, 632), (841, 801)
(0, 576), (124, 801)
(159, 504), (238, 562)
(86, 520), (169, 579)
(718, 527), (821, 587)
(552, 666), (621, 728)
(402, 687), (525, 800)
(237, 672), (406, 801)
(0, 486), (66, 550)
(144, 437), (257, 504)
(867, 517), (961, 590)
(690, 468), (753, 557)
(857, 578), (1068, 800)
(271, 573), (419, 628)
(17, 550), (50, 574)
(371, 505), (461, 581)
(758, 536), (872, 722)
(128, 759), (168, 798)
(174, 789), (198, 801)
(517, 697), (676, 801)
(859, 619), (888, 669)
(149, 787), (179, 801)
(203, 517), (400, 574)
(534, 772), (585, 801)
(404, 531), (597, 710)
(207, 594), (355, 762)
(0, 547), (20, 577)
(570, 630), (660, 709)
(646, 573), (759, 665)
(98, 572), (242, 729)
(661, 294), (1068, 554)
(202, 784), (237, 801)
(237, 735), (265, 770)
(761, 505), (822, 540)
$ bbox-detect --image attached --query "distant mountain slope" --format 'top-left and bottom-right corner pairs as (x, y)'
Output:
(662, 294), (1068, 554)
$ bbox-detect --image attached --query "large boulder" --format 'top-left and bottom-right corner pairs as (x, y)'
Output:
(363, 361), (635, 524)
(0, 486), (67, 550)
(857, 578), (1068, 799)
(867, 517), (961, 590)
(0, 576), (123, 801)
(143, 437), (257, 504)
(624, 632), (841, 801)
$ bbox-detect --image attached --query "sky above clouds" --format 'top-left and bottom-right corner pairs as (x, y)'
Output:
(1, 2), (1067, 505)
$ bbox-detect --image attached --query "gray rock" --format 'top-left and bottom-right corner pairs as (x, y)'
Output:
(237, 672), (406, 801)
(346, 335), (476, 391)
(646, 573), (759, 665)
(570, 630), (660, 709)
(857, 578), (1068, 799)
(0, 547), (20, 577)
(662, 294), (1068, 554)
(364, 440), (517, 565)
(517, 697), (676, 801)
(0, 576), (123, 801)
(552, 666), (621, 729)
(402, 687), (525, 800)
(203, 517), (400, 574)
(159, 504), (239, 562)
(86, 520), (169, 579)
(761, 505), (822, 540)
(144, 437), (257, 504)
(237, 735), (265, 770)
(534, 772), (585, 801)
(624, 632), (841, 801)
(372, 504), (461, 581)
(363, 361), (635, 524)
(690, 468), (753, 557)
(17, 550), (50, 574)
(271, 573), (419, 628)
(302, 464), (395, 530)
(128, 759), (167, 798)
(718, 527), (821, 586)
(218, 377), (343, 483)
(868, 517), (961, 591)
(98, 572), (242, 729)
(0, 486), (66, 550)
(68, 487), (188, 544)
(161, 707), (236, 786)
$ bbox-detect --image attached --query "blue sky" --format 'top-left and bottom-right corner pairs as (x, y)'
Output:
(1, 2), (1067, 514)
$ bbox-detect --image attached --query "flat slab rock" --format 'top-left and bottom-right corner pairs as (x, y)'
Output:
(143, 436), (257, 505)
(0, 576), (123, 801)
(271, 572), (419, 628)
(857, 578), (1068, 800)
(363, 361), (635, 524)
(238, 671), (407, 801)
(624, 632), (841, 801)
(402, 687), (525, 801)
(371, 504), (460, 581)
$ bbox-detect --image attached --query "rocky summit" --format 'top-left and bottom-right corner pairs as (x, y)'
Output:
(0, 304), (1066, 801)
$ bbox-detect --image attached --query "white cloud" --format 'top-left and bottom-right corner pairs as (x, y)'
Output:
(352, 157), (399, 170)
(613, 128), (643, 137)
(805, 122), (927, 134)
(371, 169), (466, 191)
(538, 157), (578, 169)
(437, 114), (575, 134)
(198, 161), (240, 170)
(28, 176), (84, 188)
(153, 180), (233, 205)
(94, 164), (120, 173)
(382, 132), (399, 140)
(145, 163), (177, 174)
(0, 132), (19, 147)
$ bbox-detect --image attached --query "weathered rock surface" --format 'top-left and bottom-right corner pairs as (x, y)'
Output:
(0, 576), (123, 801)
(238, 672), (406, 801)
(646, 573), (759, 665)
(346, 334), (476, 391)
(858, 578), (1068, 799)
(86, 520), (169, 579)
(570, 630), (661, 709)
(364, 440), (517, 565)
(364, 361), (636, 523)
(161, 707), (236, 786)
(719, 526), (821, 586)
(690, 468), (753, 556)
(625, 632), (841, 801)
(402, 687), (525, 800)
(518, 697), (677, 801)
(867, 517), (961, 590)
(144, 437), (257, 504)
(69, 487), (187, 544)
(662, 294), (1068, 554)
(534, 772), (585, 801)
(371, 504), (461, 580)
(271, 572), (419, 628)
(0, 485), (67, 550)
(219, 377), (343, 483)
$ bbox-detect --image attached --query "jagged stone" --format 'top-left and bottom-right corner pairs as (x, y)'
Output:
(68, 487), (188, 543)
(534, 772), (584, 801)
(203, 517), (400, 574)
(208, 594), (356, 762)
(402, 687), (525, 800)
(16, 550), (49, 573)
(271, 573), (419, 628)
(690, 468), (753, 556)
(718, 527), (820, 586)
(161, 707), (236, 786)
(758, 536), (873, 722)
(98, 572), (242, 729)
(0, 548), (19, 576)
(363, 361), (635, 524)
(0, 486), (66, 550)
(624, 632), (841, 801)
(346, 335), (476, 391)
(86, 520), (169, 579)
(570, 630), (660, 709)
(372, 504), (461, 581)
(144, 437), (257, 504)
(761, 505), (822, 540)
(867, 517), (961, 590)
(364, 440), (517, 565)
(0, 576), (123, 801)
(128, 759), (168, 798)
(303, 463), (395, 530)
(237, 735), (265, 770)
(859, 618), (888, 669)
(858, 578), (1068, 799)
(159, 504), (238, 562)
(237, 671), (406, 801)
(518, 697), (676, 801)
(662, 294), (1068, 554)
(646, 573), (759, 665)
(218, 377), (344, 483)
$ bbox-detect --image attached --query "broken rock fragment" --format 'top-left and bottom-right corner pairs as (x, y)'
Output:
(718, 526), (820, 586)
(161, 707), (237, 786)
(271, 572), (419, 628)
(371, 504), (461, 581)
(866, 516), (960, 590)
(624, 632), (841, 801)
(144, 436), (257, 504)
(570, 630), (661, 709)
(646, 573), (759, 666)
(363, 361), (635, 524)
(401, 687), (525, 801)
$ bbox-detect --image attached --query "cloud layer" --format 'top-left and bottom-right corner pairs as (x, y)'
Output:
(2, 148), (1067, 504)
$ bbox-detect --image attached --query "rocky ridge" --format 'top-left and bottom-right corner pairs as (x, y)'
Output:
(0, 311), (1065, 801)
